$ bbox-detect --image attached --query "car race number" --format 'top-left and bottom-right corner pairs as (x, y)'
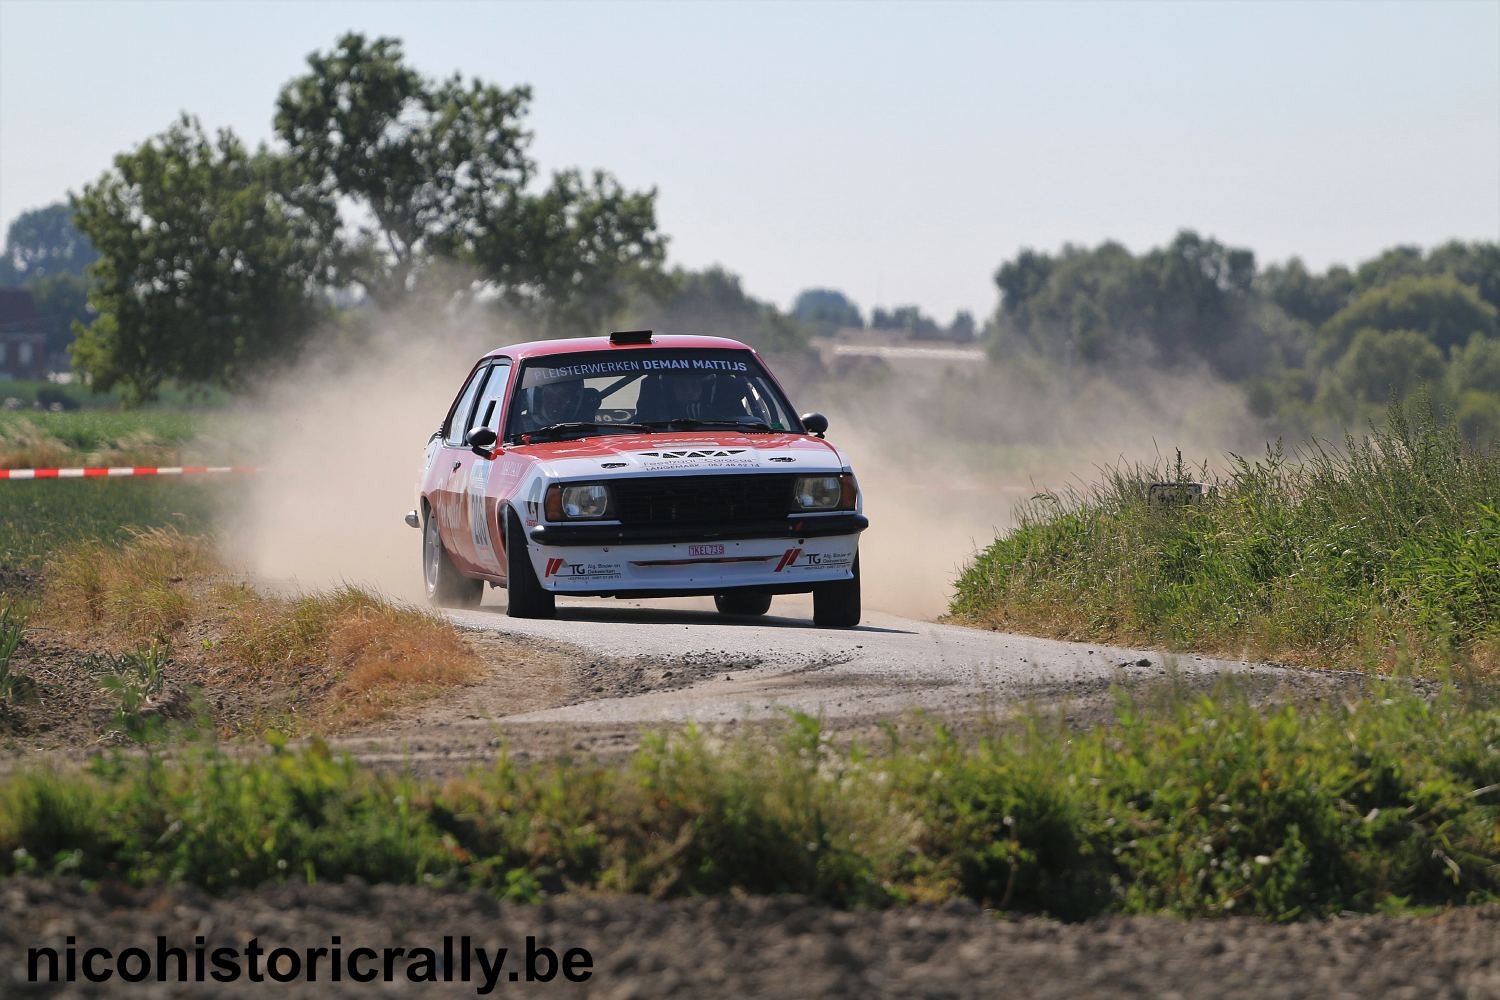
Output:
(467, 461), (498, 569)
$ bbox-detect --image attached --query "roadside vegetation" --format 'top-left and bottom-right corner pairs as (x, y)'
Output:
(2, 530), (482, 739)
(952, 403), (1500, 675)
(1, 680), (1496, 921)
(0, 409), (236, 469)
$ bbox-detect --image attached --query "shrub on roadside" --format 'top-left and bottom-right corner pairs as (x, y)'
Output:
(2, 683), (1496, 922)
(951, 401), (1500, 670)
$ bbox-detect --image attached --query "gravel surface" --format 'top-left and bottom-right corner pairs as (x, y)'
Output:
(3, 879), (1496, 998)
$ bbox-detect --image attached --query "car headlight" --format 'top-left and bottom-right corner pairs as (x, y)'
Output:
(792, 474), (856, 511)
(546, 483), (612, 520)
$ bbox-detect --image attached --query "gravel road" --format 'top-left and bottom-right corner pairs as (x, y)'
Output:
(324, 596), (1356, 770)
(445, 598), (1293, 727)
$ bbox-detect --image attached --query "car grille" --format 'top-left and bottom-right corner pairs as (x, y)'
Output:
(612, 474), (797, 526)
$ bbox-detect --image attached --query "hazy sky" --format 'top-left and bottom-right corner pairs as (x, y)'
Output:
(1, 0), (1497, 320)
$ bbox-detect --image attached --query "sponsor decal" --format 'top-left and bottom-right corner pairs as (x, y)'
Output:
(543, 558), (624, 581)
(533, 357), (750, 383)
(637, 448), (746, 460)
(688, 544), (725, 557)
(774, 547), (855, 572)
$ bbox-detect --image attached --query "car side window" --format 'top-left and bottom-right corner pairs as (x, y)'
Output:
(472, 361), (513, 434)
(443, 364), (490, 447)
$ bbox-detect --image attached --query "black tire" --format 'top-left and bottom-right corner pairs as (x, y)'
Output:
(714, 591), (773, 616)
(504, 508), (556, 619)
(423, 506), (482, 609)
(812, 555), (861, 628)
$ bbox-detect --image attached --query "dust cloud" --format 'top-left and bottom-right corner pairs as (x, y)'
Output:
(807, 352), (1262, 619)
(220, 305), (517, 602)
(217, 319), (1260, 622)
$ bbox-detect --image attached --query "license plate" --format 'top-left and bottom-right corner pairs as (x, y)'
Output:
(688, 544), (725, 557)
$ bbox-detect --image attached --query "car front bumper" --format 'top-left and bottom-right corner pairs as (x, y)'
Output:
(526, 518), (865, 596)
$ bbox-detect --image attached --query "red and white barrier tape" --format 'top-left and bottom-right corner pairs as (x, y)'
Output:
(0, 465), (258, 481)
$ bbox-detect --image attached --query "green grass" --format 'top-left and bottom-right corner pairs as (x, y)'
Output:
(0, 479), (230, 572)
(2, 681), (1497, 921)
(951, 402), (1500, 671)
(0, 409), (243, 470)
(0, 379), (230, 411)
(0, 409), (248, 574)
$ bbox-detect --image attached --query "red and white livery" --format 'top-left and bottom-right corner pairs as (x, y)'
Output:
(410, 331), (867, 627)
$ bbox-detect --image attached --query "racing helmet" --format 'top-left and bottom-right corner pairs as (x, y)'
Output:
(531, 380), (584, 425)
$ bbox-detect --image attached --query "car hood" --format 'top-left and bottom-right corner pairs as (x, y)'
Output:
(514, 432), (851, 480)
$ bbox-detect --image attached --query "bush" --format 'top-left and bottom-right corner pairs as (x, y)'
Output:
(951, 401), (1500, 668)
(1, 685), (1497, 920)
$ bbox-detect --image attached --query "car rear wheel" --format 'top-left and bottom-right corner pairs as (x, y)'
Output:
(812, 555), (861, 628)
(714, 591), (773, 616)
(504, 509), (556, 619)
(423, 508), (482, 609)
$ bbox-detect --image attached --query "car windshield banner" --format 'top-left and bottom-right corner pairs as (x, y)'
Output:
(525, 350), (757, 386)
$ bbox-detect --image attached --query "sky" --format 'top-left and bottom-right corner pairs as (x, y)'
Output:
(1, 0), (1497, 322)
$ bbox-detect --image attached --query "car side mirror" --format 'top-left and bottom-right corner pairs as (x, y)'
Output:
(800, 412), (829, 438)
(466, 426), (498, 457)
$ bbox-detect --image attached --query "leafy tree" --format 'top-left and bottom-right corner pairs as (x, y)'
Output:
(70, 116), (328, 402)
(1450, 334), (1500, 397)
(0, 203), (98, 283)
(1319, 273), (1497, 363)
(1257, 257), (1352, 328)
(792, 289), (862, 333)
(1454, 391), (1500, 450)
(1328, 328), (1445, 405)
(947, 310), (977, 341)
(870, 305), (940, 336)
(275, 32), (664, 324)
(477, 168), (665, 336)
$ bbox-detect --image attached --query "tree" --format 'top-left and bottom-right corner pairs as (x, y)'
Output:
(792, 289), (862, 333)
(0, 203), (98, 283)
(275, 33), (664, 325)
(70, 116), (328, 401)
(1256, 257), (1352, 328)
(1450, 334), (1500, 396)
(1318, 273), (1497, 363)
(947, 310), (976, 341)
(1328, 328), (1445, 405)
(870, 305), (939, 337)
(476, 169), (666, 336)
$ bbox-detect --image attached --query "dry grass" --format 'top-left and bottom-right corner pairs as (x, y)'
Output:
(36, 529), (484, 731)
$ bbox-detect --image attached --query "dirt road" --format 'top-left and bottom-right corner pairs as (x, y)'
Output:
(333, 596), (1346, 771)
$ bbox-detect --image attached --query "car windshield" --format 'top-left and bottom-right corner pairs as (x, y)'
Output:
(506, 348), (800, 442)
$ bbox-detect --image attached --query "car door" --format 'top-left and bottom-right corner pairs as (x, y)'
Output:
(454, 360), (514, 576)
(433, 362), (491, 557)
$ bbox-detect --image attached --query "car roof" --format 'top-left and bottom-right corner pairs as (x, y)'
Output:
(483, 335), (754, 363)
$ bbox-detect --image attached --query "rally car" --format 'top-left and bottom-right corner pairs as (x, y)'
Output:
(407, 330), (868, 627)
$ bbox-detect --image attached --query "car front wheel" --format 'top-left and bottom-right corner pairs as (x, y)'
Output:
(504, 509), (556, 619)
(423, 508), (482, 609)
(812, 555), (861, 628)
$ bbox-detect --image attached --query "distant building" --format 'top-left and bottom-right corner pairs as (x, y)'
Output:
(0, 289), (48, 380)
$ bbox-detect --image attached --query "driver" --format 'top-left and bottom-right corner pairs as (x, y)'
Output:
(528, 379), (586, 429)
(668, 373), (714, 419)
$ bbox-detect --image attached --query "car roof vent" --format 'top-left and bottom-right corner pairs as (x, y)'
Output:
(610, 329), (653, 345)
